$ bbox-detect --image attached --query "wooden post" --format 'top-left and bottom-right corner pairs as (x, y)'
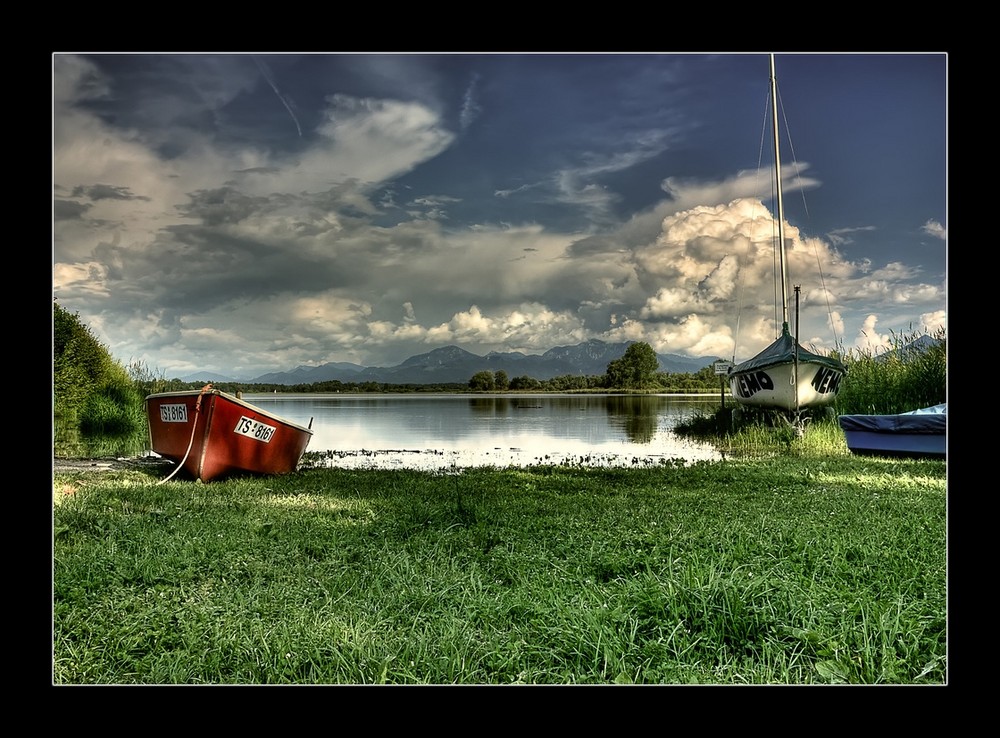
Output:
(713, 360), (732, 410)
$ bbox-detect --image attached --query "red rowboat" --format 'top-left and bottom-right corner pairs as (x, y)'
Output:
(145, 386), (313, 482)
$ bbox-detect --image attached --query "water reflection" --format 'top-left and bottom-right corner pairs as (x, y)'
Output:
(464, 394), (678, 444)
(605, 395), (663, 443)
(252, 393), (721, 463)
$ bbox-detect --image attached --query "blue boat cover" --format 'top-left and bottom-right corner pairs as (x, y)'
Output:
(838, 404), (946, 435)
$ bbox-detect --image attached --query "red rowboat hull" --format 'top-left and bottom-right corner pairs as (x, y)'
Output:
(146, 389), (313, 482)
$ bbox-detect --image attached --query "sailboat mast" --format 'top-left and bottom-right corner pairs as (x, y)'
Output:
(769, 53), (790, 332)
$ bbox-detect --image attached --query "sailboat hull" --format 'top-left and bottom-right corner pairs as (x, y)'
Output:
(729, 359), (844, 412)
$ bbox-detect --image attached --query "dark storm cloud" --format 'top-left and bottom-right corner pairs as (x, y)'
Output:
(54, 199), (91, 220)
(53, 53), (947, 378)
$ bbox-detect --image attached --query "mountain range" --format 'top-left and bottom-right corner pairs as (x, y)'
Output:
(179, 340), (723, 385)
(872, 333), (944, 362)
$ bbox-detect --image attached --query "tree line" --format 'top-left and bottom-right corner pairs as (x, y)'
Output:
(468, 342), (720, 392)
(163, 342), (721, 395)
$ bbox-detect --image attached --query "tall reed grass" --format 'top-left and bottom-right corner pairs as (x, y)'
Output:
(835, 327), (946, 416)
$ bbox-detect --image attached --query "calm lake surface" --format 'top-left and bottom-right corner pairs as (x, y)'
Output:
(244, 393), (723, 469)
(54, 393), (725, 470)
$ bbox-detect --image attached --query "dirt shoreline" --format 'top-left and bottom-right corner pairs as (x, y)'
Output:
(55, 446), (718, 475)
(52, 456), (174, 474)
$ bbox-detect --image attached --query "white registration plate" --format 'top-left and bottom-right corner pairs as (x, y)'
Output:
(234, 415), (276, 443)
(159, 403), (189, 423)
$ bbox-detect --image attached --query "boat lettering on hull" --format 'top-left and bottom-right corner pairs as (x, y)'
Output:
(234, 416), (277, 443)
(728, 360), (844, 411)
(159, 403), (189, 423)
(732, 370), (775, 399)
(811, 366), (843, 394)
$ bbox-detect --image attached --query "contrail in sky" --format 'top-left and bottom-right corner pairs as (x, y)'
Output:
(253, 55), (302, 137)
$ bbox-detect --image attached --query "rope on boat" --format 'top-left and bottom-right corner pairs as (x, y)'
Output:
(158, 384), (213, 484)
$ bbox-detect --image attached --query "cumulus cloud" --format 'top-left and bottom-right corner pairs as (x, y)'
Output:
(53, 54), (946, 378)
(919, 310), (947, 334)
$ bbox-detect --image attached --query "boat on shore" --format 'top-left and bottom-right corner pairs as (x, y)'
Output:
(146, 386), (313, 482)
(727, 54), (847, 415)
(838, 403), (946, 459)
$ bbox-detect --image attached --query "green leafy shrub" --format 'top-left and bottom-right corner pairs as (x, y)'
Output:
(54, 300), (147, 441)
(54, 300), (117, 419)
(79, 374), (145, 435)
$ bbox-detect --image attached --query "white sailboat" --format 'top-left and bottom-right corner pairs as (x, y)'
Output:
(727, 54), (847, 414)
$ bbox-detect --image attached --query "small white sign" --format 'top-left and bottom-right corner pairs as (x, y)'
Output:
(234, 415), (276, 443)
(713, 361), (734, 375)
(159, 403), (189, 423)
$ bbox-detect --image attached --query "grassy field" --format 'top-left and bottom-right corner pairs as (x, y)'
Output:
(52, 451), (946, 685)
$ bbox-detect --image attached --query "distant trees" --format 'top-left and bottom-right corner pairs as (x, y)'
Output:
(509, 375), (542, 390)
(604, 342), (659, 390)
(494, 370), (509, 391)
(468, 370), (512, 391)
(469, 371), (496, 391)
(462, 342), (721, 393)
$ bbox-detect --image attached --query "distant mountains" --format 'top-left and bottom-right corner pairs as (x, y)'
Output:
(874, 333), (944, 362)
(179, 340), (723, 386)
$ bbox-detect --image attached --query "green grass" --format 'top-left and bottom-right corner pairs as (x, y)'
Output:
(53, 454), (946, 685)
(675, 410), (856, 459)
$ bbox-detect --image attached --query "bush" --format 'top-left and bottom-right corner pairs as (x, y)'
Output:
(54, 301), (116, 418)
(54, 300), (148, 441)
(79, 374), (146, 435)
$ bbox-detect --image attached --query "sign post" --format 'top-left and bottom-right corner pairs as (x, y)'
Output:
(713, 360), (734, 409)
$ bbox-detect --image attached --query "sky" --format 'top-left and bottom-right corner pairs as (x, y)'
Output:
(53, 52), (947, 381)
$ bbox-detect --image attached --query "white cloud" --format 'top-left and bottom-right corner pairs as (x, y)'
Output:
(919, 310), (947, 334)
(921, 219), (947, 241)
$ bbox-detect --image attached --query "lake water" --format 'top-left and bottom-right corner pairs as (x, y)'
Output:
(54, 392), (725, 470)
(242, 393), (724, 470)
